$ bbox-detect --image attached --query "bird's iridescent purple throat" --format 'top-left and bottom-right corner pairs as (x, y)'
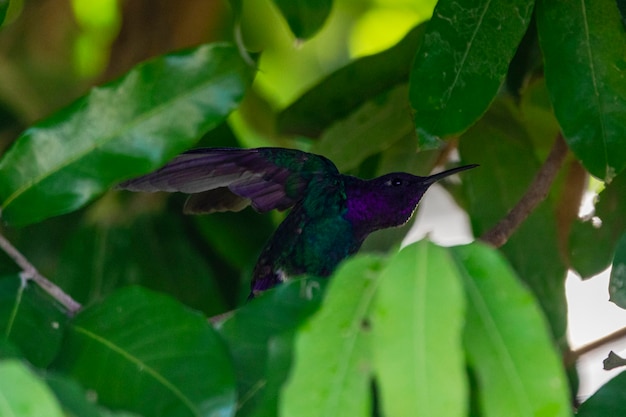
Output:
(118, 147), (478, 299)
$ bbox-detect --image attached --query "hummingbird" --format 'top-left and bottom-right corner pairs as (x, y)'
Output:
(118, 147), (477, 298)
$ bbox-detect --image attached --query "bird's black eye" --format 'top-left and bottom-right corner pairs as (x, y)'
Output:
(391, 178), (403, 186)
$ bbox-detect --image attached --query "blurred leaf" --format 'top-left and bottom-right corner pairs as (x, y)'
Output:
(0, 43), (254, 227)
(0, 359), (65, 417)
(0, 275), (65, 367)
(311, 84), (414, 172)
(536, 0), (626, 181)
(192, 210), (274, 273)
(45, 373), (105, 417)
(217, 276), (326, 416)
(410, 0), (533, 146)
(459, 100), (568, 341)
(246, 332), (295, 417)
(278, 23), (425, 137)
(57, 212), (227, 316)
(371, 241), (467, 417)
(609, 233), (626, 308)
(53, 286), (236, 417)
(271, 0), (332, 39)
(281, 255), (383, 417)
(570, 172), (626, 278)
(451, 243), (571, 417)
(0, 0), (8, 28)
(577, 371), (626, 416)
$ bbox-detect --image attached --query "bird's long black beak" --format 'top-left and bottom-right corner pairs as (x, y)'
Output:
(422, 164), (479, 185)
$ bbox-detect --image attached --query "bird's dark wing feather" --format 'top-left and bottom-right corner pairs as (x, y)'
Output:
(117, 147), (339, 213)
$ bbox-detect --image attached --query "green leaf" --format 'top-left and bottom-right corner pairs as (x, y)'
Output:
(609, 233), (626, 308)
(371, 241), (467, 417)
(270, 0), (332, 39)
(569, 172), (626, 278)
(280, 255), (383, 417)
(57, 212), (227, 316)
(459, 101), (568, 341)
(0, 0), (9, 27)
(0, 43), (254, 227)
(410, 0), (533, 145)
(537, 0), (626, 181)
(0, 275), (66, 367)
(192, 210), (275, 274)
(277, 23), (425, 137)
(44, 373), (105, 417)
(217, 276), (326, 416)
(576, 371), (626, 416)
(311, 85), (414, 171)
(451, 243), (571, 417)
(0, 359), (65, 417)
(53, 286), (236, 417)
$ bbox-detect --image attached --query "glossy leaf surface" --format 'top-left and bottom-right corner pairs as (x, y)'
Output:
(0, 43), (254, 226)
(281, 255), (383, 417)
(452, 243), (571, 417)
(537, 0), (626, 181)
(53, 286), (236, 417)
(410, 0), (533, 145)
(371, 241), (466, 417)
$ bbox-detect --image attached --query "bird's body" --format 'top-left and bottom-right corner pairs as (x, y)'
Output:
(118, 147), (476, 298)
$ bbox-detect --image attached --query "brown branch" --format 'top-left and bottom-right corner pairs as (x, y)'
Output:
(480, 133), (569, 247)
(565, 325), (626, 367)
(0, 231), (82, 316)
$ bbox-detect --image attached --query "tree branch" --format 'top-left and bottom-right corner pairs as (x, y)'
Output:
(565, 325), (626, 367)
(480, 133), (569, 247)
(0, 231), (82, 316)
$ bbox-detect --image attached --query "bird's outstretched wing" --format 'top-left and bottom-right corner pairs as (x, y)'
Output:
(117, 147), (339, 214)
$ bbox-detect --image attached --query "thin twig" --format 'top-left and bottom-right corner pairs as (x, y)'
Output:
(480, 133), (569, 247)
(565, 325), (626, 367)
(0, 231), (82, 316)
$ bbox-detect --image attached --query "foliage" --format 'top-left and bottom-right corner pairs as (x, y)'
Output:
(0, 0), (624, 416)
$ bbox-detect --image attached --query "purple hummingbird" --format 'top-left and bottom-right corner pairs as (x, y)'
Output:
(118, 147), (477, 298)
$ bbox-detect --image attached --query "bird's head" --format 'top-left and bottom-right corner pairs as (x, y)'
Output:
(345, 164), (478, 234)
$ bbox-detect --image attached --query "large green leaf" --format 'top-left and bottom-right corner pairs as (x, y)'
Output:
(371, 241), (466, 417)
(569, 172), (626, 278)
(217, 276), (326, 417)
(459, 100), (568, 341)
(270, 0), (332, 39)
(280, 255), (383, 417)
(410, 0), (533, 146)
(0, 275), (66, 367)
(277, 23), (425, 138)
(576, 371), (626, 416)
(536, 0), (626, 181)
(451, 243), (571, 417)
(53, 286), (236, 417)
(0, 43), (254, 226)
(0, 359), (65, 417)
